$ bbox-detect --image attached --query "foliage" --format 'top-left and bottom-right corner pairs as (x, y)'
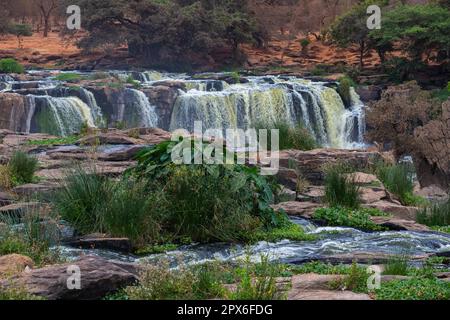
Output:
(254, 120), (318, 151)
(0, 288), (44, 300)
(9, 24), (32, 48)
(7, 151), (39, 185)
(417, 199), (450, 227)
(64, 0), (264, 70)
(0, 165), (12, 190)
(375, 278), (450, 300)
(329, 0), (389, 68)
(324, 163), (360, 209)
(383, 255), (410, 276)
(26, 136), (79, 146)
(337, 75), (356, 107)
(249, 222), (316, 243)
(369, 4), (450, 63)
(0, 58), (24, 74)
(329, 262), (369, 293)
(313, 207), (387, 231)
(55, 73), (84, 82)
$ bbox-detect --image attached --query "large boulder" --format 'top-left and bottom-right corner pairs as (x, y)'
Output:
(272, 201), (323, 219)
(0, 93), (30, 132)
(363, 200), (419, 221)
(370, 216), (431, 232)
(0, 254), (34, 277)
(0, 256), (138, 300)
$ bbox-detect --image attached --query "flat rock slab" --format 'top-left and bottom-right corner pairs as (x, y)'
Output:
(0, 256), (138, 300)
(370, 216), (430, 232)
(363, 200), (418, 221)
(65, 237), (132, 253)
(288, 289), (371, 300)
(272, 201), (324, 219)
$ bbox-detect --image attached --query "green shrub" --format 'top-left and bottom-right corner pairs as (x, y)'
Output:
(7, 151), (38, 185)
(375, 163), (421, 206)
(337, 75), (356, 107)
(0, 58), (24, 74)
(383, 255), (410, 276)
(417, 199), (450, 227)
(375, 278), (450, 300)
(254, 120), (318, 151)
(55, 73), (84, 82)
(324, 164), (360, 208)
(313, 207), (386, 231)
(329, 262), (369, 293)
(26, 136), (79, 146)
(249, 222), (316, 243)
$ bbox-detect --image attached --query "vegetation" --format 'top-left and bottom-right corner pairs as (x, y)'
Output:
(337, 75), (356, 107)
(26, 135), (79, 146)
(0, 58), (24, 74)
(254, 120), (317, 151)
(9, 23), (32, 48)
(7, 151), (39, 186)
(0, 288), (44, 300)
(313, 207), (387, 231)
(375, 278), (450, 300)
(383, 255), (410, 276)
(54, 73), (84, 82)
(324, 163), (360, 209)
(417, 199), (450, 227)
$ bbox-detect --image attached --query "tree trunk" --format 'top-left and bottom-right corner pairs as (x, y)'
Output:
(43, 17), (49, 37)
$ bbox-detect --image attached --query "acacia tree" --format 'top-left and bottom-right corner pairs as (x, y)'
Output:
(329, 0), (388, 69)
(34, 0), (58, 37)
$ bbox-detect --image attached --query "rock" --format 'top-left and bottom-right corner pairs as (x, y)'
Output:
(77, 132), (143, 146)
(65, 236), (132, 253)
(288, 289), (371, 300)
(363, 201), (419, 221)
(0, 93), (30, 132)
(276, 168), (298, 191)
(355, 85), (382, 102)
(0, 191), (15, 206)
(370, 216), (431, 232)
(290, 252), (429, 265)
(278, 187), (297, 202)
(272, 201), (323, 219)
(414, 184), (449, 202)
(297, 186), (325, 203)
(348, 172), (381, 185)
(359, 187), (387, 204)
(97, 145), (146, 162)
(279, 149), (382, 185)
(0, 254), (34, 277)
(142, 87), (180, 130)
(0, 256), (138, 300)
(12, 183), (59, 198)
(126, 128), (171, 145)
(290, 274), (344, 291)
(0, 202), (47, 221)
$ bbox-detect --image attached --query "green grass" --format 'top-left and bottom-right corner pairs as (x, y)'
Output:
(417, 199), (450, 227)
(324, 163), (360, 209)
(375, 278), (450, 300)
(7, 151), (39, 185)
(313, 207), (387, 231)
(0, 288), (44, 300)
(26, 136), (79, 146)
(249, 222), (316, 243)
(254, 120), (318, 151)
(375, 163), (425, 206)
(383, 255), (410, 276)
(329, 262), (370, 293)
(54, 73), (84, 82)
(0, 58), (24, 74)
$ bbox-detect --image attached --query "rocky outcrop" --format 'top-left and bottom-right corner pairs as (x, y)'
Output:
(272, 201), (324, 219)
(414, 101), (450, 191)
(142, 85), (181, 130)
(0, 93), (30, 132)
(0, 256), (138, 300)
(370, 216), (430, 232)
(0, 254), (34, 277)
(279, 149), (382, 185)
(363, 200), (418, 221)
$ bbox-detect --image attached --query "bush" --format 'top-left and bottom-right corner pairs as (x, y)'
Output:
(417, 199), (450, 227)
(375, 162), (422, 206)
(313, 207), (386, 231)
(375, 278), (450, 300)
(254, 120), (318, 151)
(7, 151), (38, 185)
(0, 58), (24, 74)
(337, 75), (356, 107)
(324, 163), (360, 209)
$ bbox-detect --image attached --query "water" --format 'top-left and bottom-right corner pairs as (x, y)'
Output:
(55, 218), (450, 265)
(169, 77), (365, 149)
(120, 89), (159, 128)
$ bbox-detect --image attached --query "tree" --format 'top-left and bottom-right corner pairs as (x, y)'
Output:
(10, 24), (33, 48)
(369, 4), (450, 64)
(329, 0), (388, 69)
(63, 0), (263, 70)
(34, 0), (58, 37)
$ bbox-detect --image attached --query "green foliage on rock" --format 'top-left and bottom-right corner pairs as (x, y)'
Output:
(0, 58), (24, 74)
(313, 207), (387, 231)
(7, 151), (39, 185)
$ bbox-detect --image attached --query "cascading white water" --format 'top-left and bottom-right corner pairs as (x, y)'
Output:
(121, 89), (159, 128)
(29, 95), (95, 136)
(77, 88), (104, 126)
(170, 77), (366, 149)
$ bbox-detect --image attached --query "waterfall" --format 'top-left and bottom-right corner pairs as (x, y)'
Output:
(0, 74), (14, 92)
(29, 95), (95, 136)
(76, 88), (104, 126)
(169, 78), (366, 148)
(121, 89), (158, 128)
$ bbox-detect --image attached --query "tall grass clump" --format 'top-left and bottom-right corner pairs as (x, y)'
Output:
(0, 58), (24, 74)
(254, 120), (317, 151)
(383, 255), (410, 276)
(7, 151), (38, 185)
(324, 163), (360, 208)
(375, 162), (423, 206)
(417, 199), (450, 227)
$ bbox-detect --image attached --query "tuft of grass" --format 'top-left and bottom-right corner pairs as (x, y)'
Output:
(337, 75), (356, 107)
(54, 73), (84, 82)
(254, 120), (318, 151)
(249, 222), (316, 243)
(7, 151), (38, 185)
(313, 207), (387, 231)
(0, 58), (24, 74)
(324, 163), (360, 209)
(0, 165), (13, 189)
(383, 255), (410, 276)
(329, 262), (369, 293)
(417, 199), (450, 227)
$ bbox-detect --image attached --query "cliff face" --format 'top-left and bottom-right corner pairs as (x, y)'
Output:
(0, 93), (29, 132)
(414, 100), (450, 190)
